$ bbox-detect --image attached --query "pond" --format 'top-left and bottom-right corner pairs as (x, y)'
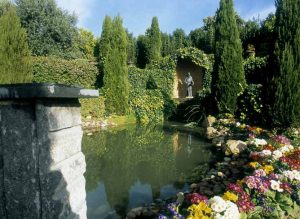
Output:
(82, 124), (214, 219)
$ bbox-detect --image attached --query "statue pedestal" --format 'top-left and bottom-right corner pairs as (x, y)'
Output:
(0, 83), (98, 219)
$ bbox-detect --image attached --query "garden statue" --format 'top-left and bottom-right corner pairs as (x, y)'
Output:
(185, 72), (194, 98)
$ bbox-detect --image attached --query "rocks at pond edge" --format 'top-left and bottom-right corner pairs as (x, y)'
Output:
(224, 140), (247, 156)
(202, 115), (217, 128)
(212, 136), (225, 147)
(206, 127), (220, 139)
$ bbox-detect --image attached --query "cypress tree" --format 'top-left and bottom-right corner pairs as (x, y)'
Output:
(99, 16), (112, 63)
(213, 0), (246, 114)
(271, 0), (300, 126)
(146, 16), (161, 64)
(102, 16), (129, 115)
(0, 6), (32, 84)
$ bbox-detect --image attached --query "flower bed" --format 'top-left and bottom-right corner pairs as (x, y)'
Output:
(158, 118), (300, 219)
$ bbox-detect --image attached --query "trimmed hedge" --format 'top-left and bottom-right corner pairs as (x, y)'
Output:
(32, 56), (99, 88)
(32, 56), (105, 118)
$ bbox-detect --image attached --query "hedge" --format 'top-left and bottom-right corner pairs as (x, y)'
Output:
(32, 56), (105, 119)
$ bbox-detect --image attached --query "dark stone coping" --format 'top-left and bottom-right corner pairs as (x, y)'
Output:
(0, 83), (99, 100)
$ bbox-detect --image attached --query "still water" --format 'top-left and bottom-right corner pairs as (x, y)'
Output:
(82, 124), (213, 219)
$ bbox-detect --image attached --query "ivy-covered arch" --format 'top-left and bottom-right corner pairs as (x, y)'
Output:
(173, 47), (213, 99)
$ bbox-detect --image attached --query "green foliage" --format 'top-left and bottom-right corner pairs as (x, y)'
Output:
(0, 6), (32, 84)
(0, 0), (12, 17)
(172, 28), (190, 50)
(77, 28), (96, 60)
(32, 56), (99, 88)
(243, 56), (267, 84)
(271, 0), (300, 127)
(130, 89), (164, 124)
(80, 96), (105, 119)
(145, 16), (162, 65)
(126, 30), (137, 65)
(32, 56), (104, 118)
(98, 16), (112, 64)
(189, 16), (215, 54)
(101, 16), (130, 115)
(136, 35), (148, 68)
(213, 0), (246, 114)
(16, 0), (80, 58)
(237, 84), (263, 124)
(128, 66), (175, 123)
(161, 32), (174, 57)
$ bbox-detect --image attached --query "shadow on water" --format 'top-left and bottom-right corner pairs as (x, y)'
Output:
(83, 124), (214, 219)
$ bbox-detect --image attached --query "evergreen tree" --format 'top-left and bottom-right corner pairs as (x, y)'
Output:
(126, 30), (136, 65)
(213, 0), (246, 114)
(270, 0), (300, 126)
(99, 15), (113, 63)
(172, 28), (189, 50)
(101, 16), (129, 115)
(15, 0), (80, 58)
(146, 16), (161, 64)
(136, 35), (148, 69)
(76, 28), (96, 60)
(0, 6), (32, 84)
(0, 0), (12, 17)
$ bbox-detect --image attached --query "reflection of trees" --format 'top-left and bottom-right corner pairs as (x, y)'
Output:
(83, 125), (213, 215)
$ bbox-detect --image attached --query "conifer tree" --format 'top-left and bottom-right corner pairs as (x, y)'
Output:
(0, 6), (32, 84)
(100, 15), (129, 115)
(99, 16), (112, 63)
(146, 16), (161, 64)
(270, 0), (300, 126)
(212, 0), (245, 114)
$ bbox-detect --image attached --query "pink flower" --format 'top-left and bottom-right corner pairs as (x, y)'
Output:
(186, 193), (208, 204)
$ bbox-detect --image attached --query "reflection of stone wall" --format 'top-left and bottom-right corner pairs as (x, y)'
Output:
(174, 59), (204, 98)
(0, 84), (97, 219)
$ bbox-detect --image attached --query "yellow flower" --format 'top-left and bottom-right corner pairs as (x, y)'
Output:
(249, 162), (260, 169)
(262, 165), (274, 174)
(187, 202), (211, 219)
(223, 191), (238, 202)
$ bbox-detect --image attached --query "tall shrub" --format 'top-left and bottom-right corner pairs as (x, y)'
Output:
(146, 16), (161, 65)
(101, 16), (129, 115)
(15, 0), (80, 58)
(270, 0), (300, 126)
(0, 6), (32, 84)
(212, 0), (246, 114)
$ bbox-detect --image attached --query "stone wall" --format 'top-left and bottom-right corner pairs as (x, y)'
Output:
(0, 84), (98, 219)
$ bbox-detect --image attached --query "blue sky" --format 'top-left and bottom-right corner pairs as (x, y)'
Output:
(56, 0), (276, 37)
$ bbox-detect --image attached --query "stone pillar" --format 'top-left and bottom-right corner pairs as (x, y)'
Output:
(0, 84), (98, 219)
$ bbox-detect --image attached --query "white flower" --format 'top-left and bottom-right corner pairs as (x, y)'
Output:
(213, 213), (225, 219)
(272, 150), (283, 160)
(287, 145), (294, 151)
(252, 138), (268, 146)
(224, 201), (240, 219)
(293, 170), (300, 181)
(209, 196), (227, 213)
(236, 122), (241, 127)
(260, 150), (272, 157)
(279, 145), (290, 154)
(283, 170), (295, 181)
(270, 180), (283, 192)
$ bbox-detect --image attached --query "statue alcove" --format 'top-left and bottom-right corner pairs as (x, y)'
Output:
(173, 58), (204, 99)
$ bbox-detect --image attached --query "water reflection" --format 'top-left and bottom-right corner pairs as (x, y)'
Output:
(83, 124), (212, 218)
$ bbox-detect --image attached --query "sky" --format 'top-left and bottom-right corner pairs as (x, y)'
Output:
(56, 0), (276, 37)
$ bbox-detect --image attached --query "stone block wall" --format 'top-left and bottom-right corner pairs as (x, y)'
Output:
(0, 84), (98, 219)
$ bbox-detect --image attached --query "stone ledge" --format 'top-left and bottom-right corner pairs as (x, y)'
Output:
(0, 83), (99, 99)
